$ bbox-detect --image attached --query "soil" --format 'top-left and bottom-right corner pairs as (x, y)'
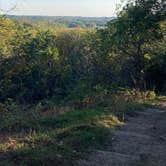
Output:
(78, 99), (166, 166)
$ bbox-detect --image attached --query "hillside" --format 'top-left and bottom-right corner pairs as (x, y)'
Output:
(0, 0), (165, 165)
(7, 15), (115, 28)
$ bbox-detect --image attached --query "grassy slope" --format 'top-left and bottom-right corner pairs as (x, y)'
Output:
(0, 101), (149, 166)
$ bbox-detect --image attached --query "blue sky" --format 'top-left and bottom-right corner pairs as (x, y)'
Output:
(0, 0), (121, 17)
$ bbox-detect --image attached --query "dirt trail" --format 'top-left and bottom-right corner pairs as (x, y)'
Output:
(78, 100), (166, 166)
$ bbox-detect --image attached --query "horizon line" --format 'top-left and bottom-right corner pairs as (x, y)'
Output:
(7, 14), (116, 18)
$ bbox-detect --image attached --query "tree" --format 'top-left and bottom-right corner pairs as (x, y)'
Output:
(0, 29), (61, 103)
(145, 21), (166, 92)
(0, 17), (15, 57)
(101, 0), (166, 89)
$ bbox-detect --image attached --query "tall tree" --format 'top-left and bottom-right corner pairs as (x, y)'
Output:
(102, 0), (166, 89)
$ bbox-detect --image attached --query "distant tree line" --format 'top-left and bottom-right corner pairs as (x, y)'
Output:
(7, 15), (114, 29)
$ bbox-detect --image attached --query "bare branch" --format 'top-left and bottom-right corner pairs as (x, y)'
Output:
(0, 3), (17, 17)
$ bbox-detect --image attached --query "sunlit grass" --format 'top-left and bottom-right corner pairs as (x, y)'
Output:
(0, 101), (151, 165)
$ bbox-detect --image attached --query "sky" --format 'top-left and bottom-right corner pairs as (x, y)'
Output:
(0, 0), (121, 17)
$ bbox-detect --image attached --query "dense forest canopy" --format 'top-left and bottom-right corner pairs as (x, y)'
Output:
(0, 0), (165, 105)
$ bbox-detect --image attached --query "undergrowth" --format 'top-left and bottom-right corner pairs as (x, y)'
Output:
(0, 93), (156, 166)
(0, 90), (158, 166)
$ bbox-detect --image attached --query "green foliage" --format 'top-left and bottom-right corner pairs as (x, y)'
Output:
(0, 1), (165, 165)
(0, 29), (65, 103)
(0, 109), (40, 132)
(98, 0), (166, 90)
(0, 17), (15, 57)
(1, 3), (165, 104)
